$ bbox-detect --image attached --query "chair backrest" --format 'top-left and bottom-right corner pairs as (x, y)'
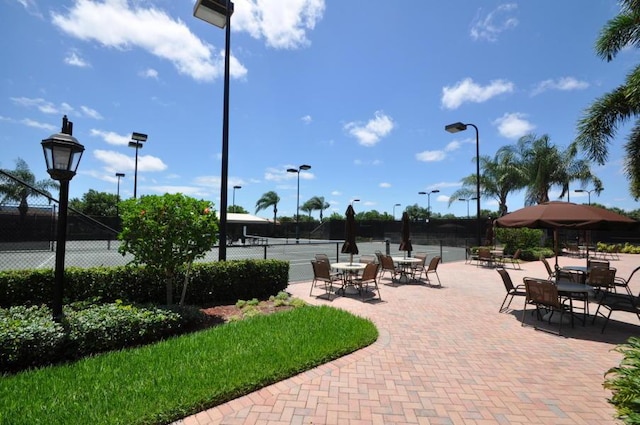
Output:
(311, 259), (331, 280)
(540, 256), (554, 276)
(359, 255), (376, 264)
(588, 259), (610, 269)
(427, 256), (441, 271)
(587, 267), (616, 290)
(360, 262), (379, 281)
(496, 268), (515, 292)
(556, 269), (585, 284)
(523, 277), (561, 309)
(512, 249), (521, 260)
(381, 255), (396, 270)
(478, 248), (491, 260)
(315, 253), (330, 263)
(413, 252), (428, 266)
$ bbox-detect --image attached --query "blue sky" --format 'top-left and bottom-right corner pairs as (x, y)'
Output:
(1, 0), (637, 220)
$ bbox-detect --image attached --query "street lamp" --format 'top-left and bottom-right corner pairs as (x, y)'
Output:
(287, 164), (311, 243)
(458, 197), (477, 219)
(574, 188), (600, 205)
(446, 122), (481, 246)
(115, 172), (125, 215)
(393, 203), (401, 220)
(193, 0), (234, 261)
(41, 115), (84, 321)
(232, 185), (241, 208)
(350, 198), (360, 206)
(418, 190), (440, 219)
(128, 132), (147, 199)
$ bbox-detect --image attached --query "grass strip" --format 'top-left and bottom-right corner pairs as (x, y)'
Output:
(0, 305), (377, 425)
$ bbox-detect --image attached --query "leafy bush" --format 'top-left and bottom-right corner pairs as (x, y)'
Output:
(604, 337), (640, 424)
(495, 228), (544, 254)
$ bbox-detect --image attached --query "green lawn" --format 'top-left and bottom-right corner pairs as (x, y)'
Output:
(0, 305), (378, 425)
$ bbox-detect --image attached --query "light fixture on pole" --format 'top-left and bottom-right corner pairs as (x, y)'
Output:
(194, 0), (234, 260)
(351, 199), (360, 206)
(41, 115), (84, 321)
(115, 172), (125, 215)
(128, 132), (147, 199)
(286, 164), (311, 243)
(446, 122), (481, 247)
(393, 203), (401, 220)
(574, 188), (599, 205)
(232, 185), (241, 208)
(418, 190), (440, 219)
(458, 197), (477, 219)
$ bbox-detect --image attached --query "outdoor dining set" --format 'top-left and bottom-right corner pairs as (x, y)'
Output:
(497, 257), (640, 335)
(309, 252), (442, 302)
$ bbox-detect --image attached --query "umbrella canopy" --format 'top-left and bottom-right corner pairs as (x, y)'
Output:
(341, 204), (359, 263)
(495, 201), (637, 268)
(398, 211), (413, 254)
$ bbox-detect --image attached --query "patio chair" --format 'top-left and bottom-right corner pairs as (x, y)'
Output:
(613, 265), (640, 297)
(315, 253), (331, 263)
(587, 259), (610, 270)
(522, 277), (573, 335)
(424, 256), (442, 287)
(465, 247), (478, 265)
(501, 249), (521, 270)
(592, 286), (640, 332)
(359, 254), (377, 264)
(310, 260), (342, 297)
(379, 254), (401, 282)
(410, 253), (428, 281)
(477, 247), (494, 268)
(540, 256), (556, 280)
(496, 267), (526, 313)
(352, 262), (382, 301)
(586, 266), (617, 295)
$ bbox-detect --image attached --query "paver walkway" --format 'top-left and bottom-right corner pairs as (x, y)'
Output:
(176, 255), (640, 425)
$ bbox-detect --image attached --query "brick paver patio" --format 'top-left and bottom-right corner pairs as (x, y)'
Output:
(176, 254), (640, 424)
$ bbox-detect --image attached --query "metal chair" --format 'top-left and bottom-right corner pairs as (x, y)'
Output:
(613, 265), (640, 297)
(410, 252), (428, 281)
(310, 260), (342, 297)
(496, 268), (526, 313)
(424, 256), (442, 287)
(352, 262), (382, 301)
(501, 249), (521, 270)
(379, 255), (401, 282)
(522, 277), (573, 335)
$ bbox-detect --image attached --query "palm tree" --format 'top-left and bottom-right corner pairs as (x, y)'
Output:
(575, 0), (640, 199)
(255, 191), (280, 230)
(0, 158), (59, 222)
(306, 196), (330, 221)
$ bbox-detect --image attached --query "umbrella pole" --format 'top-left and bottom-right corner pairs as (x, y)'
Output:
(350, 253), (353, 265)
(554, 229), (559, 271)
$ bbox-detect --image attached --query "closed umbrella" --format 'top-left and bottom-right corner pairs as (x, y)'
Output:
(398, 211), (412, 257)
(495, 201), (637, 268)
(341, 204), (359, 264)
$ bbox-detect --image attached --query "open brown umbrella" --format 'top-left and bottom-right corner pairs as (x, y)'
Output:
(398, 211), (412, 257)
(341, 204), (359, 264)
(495, 201), (637, 268)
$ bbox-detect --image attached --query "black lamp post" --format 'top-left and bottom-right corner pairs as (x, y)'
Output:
(115, 172), (125, 215)
(128, 132), (147, 199)
(287, 164), (311, 243)
(393, 203), (401, 220)
(446, 122), (481, 246)
(418, 189), (440, 219)
(351, 199), (360, 206)
(574, 188), (599, 205)
(41, 115), (84, 321)
(458, 197), (477, 219)
(193, 0), (234, 261)
(232, 185), (241, 208)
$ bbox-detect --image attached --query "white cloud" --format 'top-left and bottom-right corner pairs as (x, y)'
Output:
(441, 78), (514, 109)
(11, 97), (74, 115)
(139, 68), (159, 79)
(470, 3), (518, 42)
(21, 119), (57, 131)
(379, 182), (391, 188)
(493, 112), (535, 139)
(416, 150), (446, 162)
(344, 111), (394, 147)
(233, 0), (325, 49)
(301, 114), (312, 124)
(93, 149), (167, 173)
(264, 166), (314, 181)
(90, 129), (130, 146)
(444, 141), (461, 152)
(80, 105), (103, 120)
(531, 77), (589, 96)
(331, 190), (341, 196)
(64, 50), (90, 67)
(51, 0), (247, 82)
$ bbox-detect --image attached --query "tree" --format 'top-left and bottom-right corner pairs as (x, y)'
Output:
(301, 199), (315, 221)
(0, 158), (59, 222)
(575, 0), (640, 199)
(305, 196), (330, 221)
(255, 191), (280, 230)
(70, 189), (119, 217)
(118, 193), (219, 305)
(228, 205), (248, 213)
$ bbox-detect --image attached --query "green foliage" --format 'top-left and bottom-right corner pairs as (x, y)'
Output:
(495, 228), (544, 254)
(0, 158), (59, 221)
(604, 337), (640, 424)
(69, 189), (119, 217)
(118, 193), (219, 304)
(228, 205), (248, 213)
(0, 260), (290, 308)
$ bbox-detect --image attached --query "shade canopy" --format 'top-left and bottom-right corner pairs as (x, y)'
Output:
(341, 205), (359, 261)
(494, 201), (637, 231)
(398, 211), (413, 252)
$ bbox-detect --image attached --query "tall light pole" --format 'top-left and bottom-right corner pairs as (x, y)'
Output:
(41, 115), (84, 321)
(193, 0), (234, 260)
(115, 172), (125, 215)
(574, 188), (600, 205)
(393, 203), (401, 220)
(418, 189), (440, 219)
(446, 122), (481, 246)
(287, 164), (311, 243)
(351, 199), (360, 206)
(232, 185), (241, 208)
(128, 132), (147, 199)
(458, 197), (477, 219)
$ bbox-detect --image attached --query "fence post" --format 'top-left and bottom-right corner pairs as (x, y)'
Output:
(385, 239), (390, 255)
(439, 240), (443, 262)
(263, 245), (267, 259)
